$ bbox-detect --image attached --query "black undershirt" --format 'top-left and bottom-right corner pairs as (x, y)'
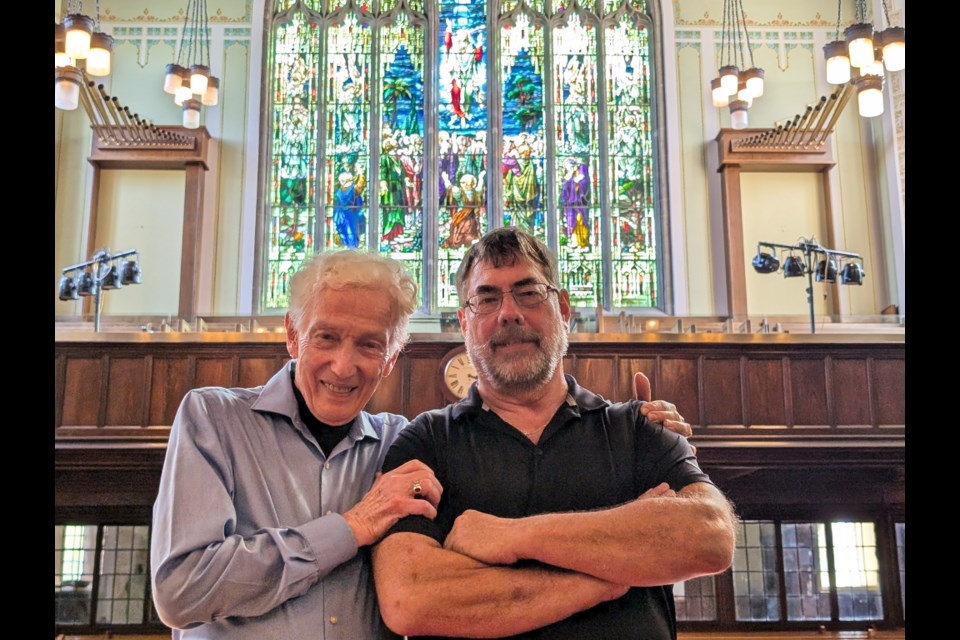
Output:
(290, 364), (350, 457)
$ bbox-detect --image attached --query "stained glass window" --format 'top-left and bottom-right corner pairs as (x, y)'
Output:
(263, 0), (661, 313)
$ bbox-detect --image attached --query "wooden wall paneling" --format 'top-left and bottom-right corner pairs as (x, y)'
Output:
(56, 353), (66, 428)
(871, 358), (905, 427)
(657, 358), (701, 427)
(237, 356), (282, 389)
(365, 359), (403, 415)
(406, 356), (445, 418)
(702, 358), (744, 427)
(616, 357), (658, 403)
(744, 358), (786, 427)
(575, 357), (618, 401)
(789, 358), (830, 427)
(148, 357), (193, 426)
(104, 358), (149, 426)
(61, 357), (105, 428)
(194, 356), (237, 390)
(831, 358), (873, 427)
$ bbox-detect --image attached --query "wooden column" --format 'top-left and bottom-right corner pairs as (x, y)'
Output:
(715, 129), (837, 320)
(87, 126), (212, 322)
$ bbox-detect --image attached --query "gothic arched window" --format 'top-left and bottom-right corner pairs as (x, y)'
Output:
(263, 0), (662, 313)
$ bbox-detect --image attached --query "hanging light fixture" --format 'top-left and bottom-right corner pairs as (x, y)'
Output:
(877, 0), (905, 72)
(56, 1), (112, 109)
(55, 66), (84, 111)
(823, 1), (851, 85)
(711, 0), (764, 129)
(823, 0), (900, 119)
(844, 0), (876, 70)
(165, 0), (220, 123)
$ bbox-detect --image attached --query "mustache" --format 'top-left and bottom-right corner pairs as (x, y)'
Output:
(488, 325), (542, 347)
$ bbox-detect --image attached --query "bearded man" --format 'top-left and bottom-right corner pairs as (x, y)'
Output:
(371, 227), (737, 639)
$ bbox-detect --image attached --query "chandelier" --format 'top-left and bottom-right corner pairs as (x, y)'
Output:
(710, 0), (765, 130)
(55, 0), (112, 110)
(823, 0), (904, 118)
(162, 0), (219, 128)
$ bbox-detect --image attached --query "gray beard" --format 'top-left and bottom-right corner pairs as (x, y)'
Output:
(467, 321), (569, 393)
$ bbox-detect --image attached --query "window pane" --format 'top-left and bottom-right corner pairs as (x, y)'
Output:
(733, 520), (781, 621)
(674, 575), (717, 621)
(56, 524), (97, 625)
(437, 0), (490, 308)
(265, 12), (322, 309)
(832, 521), (883, 621)
(500, 6), (547, 241)
(379, 10), (426, 305)
(896, 522), (905, 618)
(96, 525), (150, 624)
(606, 12), (658, 307)
(324, 12), (372, 252)
(554, 12), (602, 307)
(782, 522), (830, 620)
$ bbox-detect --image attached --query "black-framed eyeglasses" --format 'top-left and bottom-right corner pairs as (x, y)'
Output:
(463, 283), (559, 315)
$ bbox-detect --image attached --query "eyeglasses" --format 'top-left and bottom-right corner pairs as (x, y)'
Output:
(463, 283), (559, 315)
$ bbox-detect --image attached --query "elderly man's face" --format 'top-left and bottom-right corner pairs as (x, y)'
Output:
(285, 287), (399, 426)
(457, 257), (570, 393)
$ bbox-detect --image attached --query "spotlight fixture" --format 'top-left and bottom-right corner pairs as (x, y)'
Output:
(841, 261), (865, 285)
(120, 259), (142, 285)
(58, 275), (78, 301)
(751, 246), (780, 274)
(751, 237), (865, 333)
(815, 256), (838, 283)
(782, 254), (805, 278)
(58, 248), (142, 332)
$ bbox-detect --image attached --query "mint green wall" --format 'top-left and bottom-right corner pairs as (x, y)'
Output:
(54, 0), (905, 320)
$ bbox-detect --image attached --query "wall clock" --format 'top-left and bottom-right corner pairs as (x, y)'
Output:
(439, 345), (477, 402)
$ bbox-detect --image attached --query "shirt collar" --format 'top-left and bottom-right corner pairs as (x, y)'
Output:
(251, 361), (382, 442)
(450, 373), (610, 420)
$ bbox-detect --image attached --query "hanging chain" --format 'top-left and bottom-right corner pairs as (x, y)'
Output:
(95, 0), (101, 32)
(720, 0), (730, 68)
(855, 0), (867, 24)
(737, 0), (755, 69)
(880, 0), (891, 28)
(835, 0), (843, 40)
(202, 0), (211, 69)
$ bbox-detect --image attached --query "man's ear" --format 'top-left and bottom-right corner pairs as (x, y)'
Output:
(284, 313), (299, 359)
(558, 288), (572, 324)
(382, 347), (401, 379)
(457, 307), (468, 336)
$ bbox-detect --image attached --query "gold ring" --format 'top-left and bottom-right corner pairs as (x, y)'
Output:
(412, 481), (423, 495)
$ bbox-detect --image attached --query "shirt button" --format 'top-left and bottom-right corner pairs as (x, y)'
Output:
(329, 615), (338, 625)
(324, 462), (331, 470)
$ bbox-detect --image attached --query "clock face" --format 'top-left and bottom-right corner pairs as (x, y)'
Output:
(443, 350), (477, 400)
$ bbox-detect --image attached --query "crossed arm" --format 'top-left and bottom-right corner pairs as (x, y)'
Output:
(372, 482), (737, 638)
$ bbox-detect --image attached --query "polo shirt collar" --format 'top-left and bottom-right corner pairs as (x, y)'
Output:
(449, 373), (611, 420)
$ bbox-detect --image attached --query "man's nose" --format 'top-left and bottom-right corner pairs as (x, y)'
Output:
(329, 344), (358, 377)
(497, 292), (525, 325)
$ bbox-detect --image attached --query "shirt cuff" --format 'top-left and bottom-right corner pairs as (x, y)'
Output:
(298, 513), (359, 573)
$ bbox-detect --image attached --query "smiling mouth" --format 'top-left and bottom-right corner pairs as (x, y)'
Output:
(323, 381), (357, 394)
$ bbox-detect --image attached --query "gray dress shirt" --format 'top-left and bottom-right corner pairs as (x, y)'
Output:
(151, 361), (405, 640)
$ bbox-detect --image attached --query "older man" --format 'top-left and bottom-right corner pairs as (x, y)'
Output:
(373, 228), (737, 639)
(151, 248), (691, 640)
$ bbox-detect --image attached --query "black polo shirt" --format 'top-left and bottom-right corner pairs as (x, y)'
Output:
(381, 375), (712, 639)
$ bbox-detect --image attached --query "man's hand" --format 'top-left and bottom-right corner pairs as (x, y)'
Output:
(443, 509), (520, 566)
(633, 372), (694, 450)
(343, 459), (442, 547)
